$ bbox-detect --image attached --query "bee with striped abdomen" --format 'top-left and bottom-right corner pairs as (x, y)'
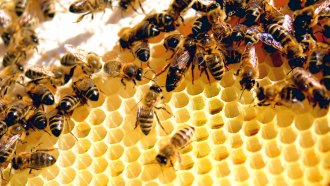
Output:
(0, 122), (7, 138)
(156, 126), (195, 167)
(5, 97), (33, 126)
(69, 0), (113, 22)
(191, 15), (212, 37)
(166, 0), (193, 23)
(40, 0), (56, 19)
(59, 95), (83, 114)
(119, 0), (145, 13)
(131, 40), (150, 62)
(26, 81), (55, 107)
(14, 0), (30, 16)
(72, 74), (99, 102)
(26, 110), (48, 131)
(202, 50), (226, 81)
(47, 109), (65, 137)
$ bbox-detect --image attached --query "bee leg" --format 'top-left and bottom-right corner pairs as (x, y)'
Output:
(155, 106), (172, 116)
(154, 111), (168, 135)
(155, 63), (171, 77)
(138, 0), (145, 14)
(120, 78), (127, 88)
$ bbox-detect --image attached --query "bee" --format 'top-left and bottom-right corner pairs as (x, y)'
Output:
(2, 50), (27, 67)
(40, 0), (56, 19)
(156, 126), (195, 167)
(51, 66), (73, 86)
(291, 67), (329, 108)
(212, 21), (232, 44)
(135, 84), (171, 135)
(145, 12), (175, 32)
(322, 64), (330, 90)
(25, 65), (55, 80)
(119, 21), (160, 49)
(26, 110), (48, 131)
(191, 15), (212, 37)
(202, 50), (226, 81)
(119, 0), (145, 13)
(11, 151), (56, 173)
(206, 3), (226, 25)
(163, 32), (183, 53)
(224, 47), (242, 65)
(166, 0), (194, 23)
(191, 0), (209, 12)
(72, 74), (99, 101)
(5, 98), (33, 126)
(0, 124), (26, 165)
(0, 64), (24, 97)
(69, 0), (113, 23)
(236, 43), (259, 91)
(48, 109), (65, 137)
(131, 40), (150, 62)
(26, 81), (55, 107)
(59, 95), (82, 114)
(0, 121), (7, 138)
(15, 0), (30, 16)
(103, 60), (143, 86)
(243, 0), (266, 26)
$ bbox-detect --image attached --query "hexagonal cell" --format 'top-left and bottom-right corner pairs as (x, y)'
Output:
(88, 109), (106, 125)
(283, 145), (300, 163)
(258, 63), (270, 79)
(8, 174), (28, 185)
(127, 179), (142, 186)
(287, 162), (303, 180)
(233, 165), (249, 182)
(122, 130), (140, 147)
(244, 120), (260, 136)
(179, 154), (194, 170)
(192, 111), (207, 126)
(91, 141), (107, 157)
(90, 125), (107, 141)
(268, 67), (286, 81)
(125, 162), (141, 179)
(299, 131), (315, 149)
(159, 167), (177, 184)
(317, 135), (330, 153)
(58, 167), (76, 184)
(74, 138), (91, 154)
(223, 102), (241, 118)
(249, 153), (265, 169)
(27, 177), (44, 186)
(105, 95), (122, 112)
(92, 174), (109, 186)
(246, 136), (262, 152)
(41, 164), (60, 181)
(108, 144), (124, 160)
(106, 111), (123, 128)
(196, 174), (213, 186)
(265, 140), (281, 158)
(209, 114), (224, 129)
(204, 83), (221, 98)
(57, 134), (76, 151)
(58, 150), (76, 168)
(213, 145), (229, 161)
(221, 87), (239, 102)
(252, 171), (269, 186)
(211, 129), (227, 145)
(276, 109), (295, 128)
(123, 146), (141, 163)
(190, 95), (205, 110)
(279, 127), (297, 144)
(118, 86), (137, 99)
(108, 128), (124, 144)
(226, 119), (243, 133)
(294, 113), (314, 131)
(74, 170), (92, 186)
(214, 161), (230, 177)
(268, 158), (284, 175)
(220, 71), (235, 88)
(231, 148), (247, 165)
(241, 106), (257, 121)
(256, 107), (275, 124)
(92, 157), (108, 174)
(303, 149), (320, 167)
(207, 98), (223, 115)
(307, 167), (323, 183)
(228, 133), (243, 148)
(140, 163), (161, 182)
(314, 117), (330, 135)
(72, 106), (90, 122)
(178, 171), (195, 186)
(75, 122), (91, 138)
(186, 81), (204, 96)
(109, 160), (125, 177)
(140, 134), (157, 150)
(171, 92), (189, 108)
(260, 122), (278, 140)
(75, 154), (92, 170)
(195, 141), (210, 158)
(174, 108), (190, 123)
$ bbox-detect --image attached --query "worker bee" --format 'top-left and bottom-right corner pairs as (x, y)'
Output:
(236, 43), (259, 91)
(0, 64), (24, 97)
(26, 81), (55, 107)
(72, 74), (99, 101)
(2, 50), (27, 68)
(25, 65), (55, 80)
(191, 15), (212, 37)
(59, 95), (82, 113)
(163, 32), (183, 53)
(103, 60), (143, 86)
(69, 0), (113, 22)
(5, 97), (33, 126)
(206, 3), (226, 25)
(0, 121), (7, 138)
(287, 0), (303, 11)
(201, 50), (226, 81)
(119, 0), (145, 13)
(48, 109), (65, 137)
(0, 124), (26, 165)
(11, 150), (56, 173)
(119, 21), (160, 49)
(26, 110), (48, 131)
(156, 126), (195, 167)
(135, 84), (171, 135)
(166, 0), (194, 23)
(212, 21), (232, 44)
(322, 64), (330, 90)
(15, 0), (30, 16)
(40, 0), (56, 19)
(243, 0), (266, 26)
(291, 67), (329, 109)
(131, 40), (150, 62)
(145, 12), (175, 32)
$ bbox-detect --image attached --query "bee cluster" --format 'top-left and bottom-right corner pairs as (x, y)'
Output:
(0, 0), (329, 184)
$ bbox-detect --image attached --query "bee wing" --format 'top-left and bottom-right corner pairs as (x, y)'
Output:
(257, 32), (284, 51)
(315, 0), (330, 14)
(26, 65), (55, 77)
(0, 10), (11, 28)
(103, 60), (122, 77)
(64, 44), (89, 63)
(172, 50), (191, 69)
(0, 135), (19, 153)
(282, 15), (293, 34)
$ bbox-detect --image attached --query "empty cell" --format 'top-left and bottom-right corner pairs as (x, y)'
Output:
(178, 171), (195, 186)
(238, 90), (255, 105)
(57, 134), (76, 151)
(223, 102), (241, 118)
(276, 109), (295, 128)
(256, 107), (275, 124)
(125, 162), (141, 179)
(89, 109), (106, 125)
(244, 120), (260, 136)
(58, 151), (76, 168)
(75, 122), (91, 138)
(108, 144), (124, 160)
(123, 98), (138, 115)
(227, 119), (243, 133)
(213, 146), (229, 161)
(174, 109), (190, 123)
(171, 92), (189, 108)
(59, 167), (76, 184)
(195, 127), (209, 142)
(242, 106), (257, 121)
(74, 170), (92, 186)
(43, 181), (60, 186)
(127, 180), (142, 186)
(279, 127), (297, 144)
(105, 95), (122, 112)
(121, 115), (137, 131)
(307, 168), (323, 183)
(294, 114), (314, 131)
(212, 130), (227, 145)
(156, 120), (174, 136)
(299, 131), (315, 148)
(41, 164), (60, 181)
(317, 135), (330, 153)
(72, 106), (90, 122)
(28, 177), (44, 186)
(221, 87), (238, 102)
(261, 122), (277, 140)
(249, 153), (265, 169)
(314, 117), (330, 135)
(209, 114), (225, 129)
(265, 141), (281, 158)
(233, 165), (249, 182)
(180, 154), (194, 170)
(208, 98), (223, 115)
(268, 158), (284, 175)
(108, 128), (124, 144)
(287, 163), (303, 180)
(192, 111), (207, 126)
(228, 134), (243, 148)
(75, 154), (92, 170)
(74, 138), (91, 154)
(90, 125), (107, 141)
(204, 84), (221, 98)
(109, 160), (124, 176)
(283, 145), (300, 162)
(231, 148), (246, 165)
(99, 78), (121, 96)
(106, 111), (123, 128)
(195, 141), (210, 158)
(220, 71), (235, 88)
(186, 81), (204, 96)
(122, 131), (140, 147)
(196, 175), (213, 186)
(92, 157), (108, 174)
(118, 86), (137, 99)
(92, 174), (109, 186)
(253, 171), (269, 186)
(215, 161), (230, 177)
(140, 134), (157, 150)
(159, 168), (177, 184)
(9, 174), (28, 185)
(151, 43), (166, 58)
(258, 63), (270, 79)
(303, 149), (320, 167)
(91, 141), (107, 157)
(246, 136), (262, 152)
(215, 178), (231, 186)
(268, 67), (286, 81)
(271, 176), (288, 185)
(124, 146), (140, 162)
(190, 95), (205, 110)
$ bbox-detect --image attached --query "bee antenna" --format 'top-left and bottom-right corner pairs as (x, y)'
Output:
(239, 89), (245, 100)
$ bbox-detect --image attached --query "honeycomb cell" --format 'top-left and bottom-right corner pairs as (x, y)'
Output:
(105, 95), (122, 112)
(75, 154), (92, 170)
(244, 120), (260, 136)
(159, 168), (177, 184)
(242, 106), (257, 121)
(108, 128), (124, 144)
(196, 174), (213, 186)
(204, 83), (221, 98)
(318, 135), (330, 153)
(190, 95), (205, 110)
(195, 127), (209, 142)
(307, 167), (323, 183)
(90, 125), (107, 141)
(215, 178), (231, 186)
(180, 154), (194, 170)
(215, 161), (230, 177)
(221, 87), (238, 102)
(227, 119), (243, 133)
(8, 174), (28, 186)
(106, 111), (123, 128)
(91, 141), (107, 157)
(268, 67), (286, 81)
(43, 181), (60, 186)
(220, 71), (235, 88)
(123, 98), (138, 115)
(92, 157), (108, 174)
(223, 102), (241, 118)
(253, 171), (269, 186)
(213, 145), (229, 161)
(191, 111), (207, 126)
(41, 164), (60, 181)
(28, 177), (44, 186)
(246, 136), (262, 152)
(58, 150), (76, 168)
(127, 179), (142, 186)
(261, 122), (277, 140)
(294, 114), (314, 131)
(299, 131), (315, 148)
(125, 162), (141, 179)
(174, 108), (190, 123)
(171, 92), (189, 108)
(258, 63), (270, 79)
(122, 130), (140, 147)
(92, 174), (109, 186)
(186, 81), (204, 96)
(303, 149), (320, 167)
(279, 127), (297, 144)
(234, 165), (249, 182)
(74, 170), (92, 186)
(283, 145), (299, 162)
(57, 134), (76, 150)
(228, 133), (243, 148)
(209, 114), (224, 129)
(265, 141), (281, 158)
(249, 153), (265, 169)
(124, 146), (141, 162)
(59, 167), (76, 184)
(72, 106), (90, 122)
(256, 107), (275, 124)
(88, 109), (106, 125)
(276, 109), (295, 128)
(195, 141), (211, 158)
(118, 86), (137, 99)
(268, 158), (284, 175)
(109, 160), (124, 176)
(140, 133), (157, 150)
(231, 148), (246, 165)
(314, 117), (330, 135)
(178, 171), (195, 186)
(287, 163), (303, 180)
(207, 98), (223, 115)
(211, 130), (227, 145)
(88, 92), (106, 108)
(75, 122), (91, 138)
(108, 144), (124, 161)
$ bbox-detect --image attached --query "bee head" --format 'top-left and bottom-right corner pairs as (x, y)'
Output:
(1, 32), (11, 45)
(156, 154), (168, 165)
(42, 92), (55, 105)
(119, 1), (128, 9)
(240, 77), (255, 91)
(135, 68), (143, 81)
(150, 84), (162, 93)
(256, 87), (265, 101)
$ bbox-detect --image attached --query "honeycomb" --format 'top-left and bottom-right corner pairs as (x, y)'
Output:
(1, 0), (330, 185)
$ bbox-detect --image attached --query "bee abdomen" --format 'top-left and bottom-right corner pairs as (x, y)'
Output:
(49, 113), (64, 137)
(31, 152), (56, 168)
(171, 126), (195, 148)
(137, 107), (154, 135)
(40, 0), (56, 18)
(59, 95), (81, 113)
(15, 0), (29, 16)
(85, 86), (99, 101)
(60, 53), (79, 67)
(27, 110), (47, 130)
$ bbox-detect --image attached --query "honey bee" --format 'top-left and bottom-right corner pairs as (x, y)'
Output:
(25, 65), (55, 80)
(236, 43), (259, 91)
(145, 12), (175, 32)
(166, 0), (194, 23)
(26, 110), (48, 131)
(322, 64), (330, 90)
(119, 21), (160, 49)
(119, 0), (145, 13)
(206, 3), (226, 25)
(11, 150), (56, 173)
(0, 64), (24, 97)
(59, 95), (82, 114)
(5, 97), (33, 126)
(212, 21), (232, 44)
(131, 40), (150, 62)
(163, 32), (183, 54)
(156, 126), (195, 167)
(103, 60), (143, 86)
(287, 0), (303, 11)
(15, 0), (30, 16)
(26, 81), (55, 107)
(48, 109), (65, 137)
(135, 84), (171, 135)
(191, 15), (212, 37)
(191, 0), (209, 12)
(201, 50), (226, 81)
(40, 0), (56, 19)
(72, 74), (99, 101)
(291, 67), (329, 108)
(69, 0), (113, 22)
(0, 124), (26, 165)
(243, 0), (266, 26)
